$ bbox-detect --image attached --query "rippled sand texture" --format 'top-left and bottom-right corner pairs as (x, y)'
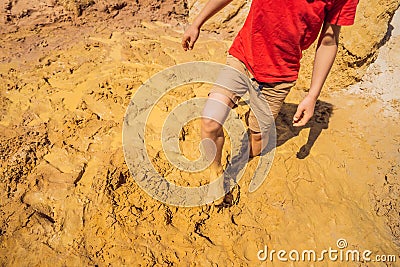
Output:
(0, 0), (399, 266)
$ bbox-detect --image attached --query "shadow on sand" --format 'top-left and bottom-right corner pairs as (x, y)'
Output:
(216, 100), (334, 209)
(276, 100), (334, 159)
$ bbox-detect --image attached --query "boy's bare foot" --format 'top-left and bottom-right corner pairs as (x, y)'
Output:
(204, 163), (225, 204)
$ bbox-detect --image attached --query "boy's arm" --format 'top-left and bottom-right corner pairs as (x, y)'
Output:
(293, 22), (341, 127)
(182, 0), (233, 51)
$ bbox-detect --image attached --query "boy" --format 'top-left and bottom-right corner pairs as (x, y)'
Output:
(182, 0), (358, 173)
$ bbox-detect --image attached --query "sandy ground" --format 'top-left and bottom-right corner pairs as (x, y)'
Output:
(0, 0), (399, 266)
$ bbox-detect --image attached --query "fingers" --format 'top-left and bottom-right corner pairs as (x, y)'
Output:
(293, 95), (317, 127)
(182, 26), (199, 51)
(182, 36), (195, 51)
(182, 36), (190, 51)
(292, 108), (304, 125)
(188, 38), (195, 50)
(293, 108), (312, 127)
(293, 115), (311, 127)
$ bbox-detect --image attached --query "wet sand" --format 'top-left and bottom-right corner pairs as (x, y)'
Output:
(0, 1), (399, 266)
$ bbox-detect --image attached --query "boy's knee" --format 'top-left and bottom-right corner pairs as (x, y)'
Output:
(201, 118), (223, 134)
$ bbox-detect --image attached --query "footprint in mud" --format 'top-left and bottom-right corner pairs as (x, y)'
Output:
(215, 185), (241, 211)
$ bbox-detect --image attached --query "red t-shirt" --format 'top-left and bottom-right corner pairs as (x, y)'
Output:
(229, 0), (359, 83)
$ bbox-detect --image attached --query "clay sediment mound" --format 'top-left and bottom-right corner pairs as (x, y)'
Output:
(1, 0), (188, 33)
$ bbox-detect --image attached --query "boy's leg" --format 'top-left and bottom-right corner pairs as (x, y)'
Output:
(201, 91), (236, 202)
(201, 54), (250, 168)
(201, 92), (235, 169)
(248, 82), (295, 156)
(201, 55), (294, 161)
(249, 129), (265, 158)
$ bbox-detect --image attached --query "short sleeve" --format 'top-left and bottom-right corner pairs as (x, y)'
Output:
(325, 0), (359, 26)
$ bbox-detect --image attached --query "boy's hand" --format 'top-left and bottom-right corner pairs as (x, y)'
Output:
(292, 94), (317, 127)
(182, 25), (200, 51)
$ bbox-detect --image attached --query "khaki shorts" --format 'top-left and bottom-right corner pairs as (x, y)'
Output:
(210, 54), (295, 132)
